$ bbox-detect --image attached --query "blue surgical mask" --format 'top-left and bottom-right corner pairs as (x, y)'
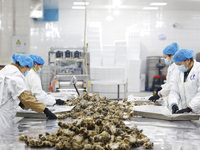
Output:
(23, 70), (29, 76)
(165, 58), (171, 65)
(178, 65), (188, 72)
(37, 67), (42, 74)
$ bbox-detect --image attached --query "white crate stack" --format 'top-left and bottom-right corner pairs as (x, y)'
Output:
(127, 32), (140, 59)
(102, 46), (115, 67)
(90, 67), (125, 93)
(127, 60), (141, 92)
(114, 41), (127, 67)
(87, 26), (102, 67)
(115, 41), (127, 67)
(126, 31), (141, 92)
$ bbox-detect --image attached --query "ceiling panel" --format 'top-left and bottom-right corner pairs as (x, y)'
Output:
(56, 0), (200, 11)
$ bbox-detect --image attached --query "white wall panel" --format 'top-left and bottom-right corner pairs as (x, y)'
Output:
(29, 9), (85, 64)
(87, 9), (200, 75)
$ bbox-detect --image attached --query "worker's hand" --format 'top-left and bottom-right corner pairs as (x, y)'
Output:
(149, 94), (160, 102)
(176, 107), (192, 114)
(43, 108), (57, 119)
(153, 87), (162, 95)
(55, 99), (65, 105)
(19, 102), (25, 109)
(172, 104), (179, 114)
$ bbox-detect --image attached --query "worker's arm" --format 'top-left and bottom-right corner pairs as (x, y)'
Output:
(25, 72), (43, 95)
(168, 77), (181, 109)
(18, 91), (57, 119)
(18, 90), (46, 113)
(158, 68), (180, 97)
(35, 91), (56, 106)
(188, 71), (200, 113)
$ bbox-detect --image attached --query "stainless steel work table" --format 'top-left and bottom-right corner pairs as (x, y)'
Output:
(1, 116), (200, 150)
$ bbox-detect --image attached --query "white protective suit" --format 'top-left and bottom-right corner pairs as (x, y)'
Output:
(158, 63), (180, 97)
(168, 60), (200, 113)
(25, 69), (55, 106)
(0, 65), (27, 134)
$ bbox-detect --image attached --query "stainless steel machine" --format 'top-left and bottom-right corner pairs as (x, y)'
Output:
(48, 47), (90, 93)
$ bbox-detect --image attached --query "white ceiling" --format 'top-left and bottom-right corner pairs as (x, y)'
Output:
(44, 0), (200, 11)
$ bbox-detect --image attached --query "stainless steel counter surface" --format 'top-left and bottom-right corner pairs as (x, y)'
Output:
(1, 117), (200, 150)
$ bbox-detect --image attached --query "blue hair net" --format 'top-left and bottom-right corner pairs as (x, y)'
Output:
(163, 42), (179, 55)
(29, 54), (45, 65)
(12, 53), (34, 68)
(172, 49), (194, 63)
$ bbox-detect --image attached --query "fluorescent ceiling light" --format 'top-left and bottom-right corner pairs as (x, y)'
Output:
(150, 3), (167, 6)
(72, 6), (85, 9)
(113, 0), (122, 7)
(73, 2), (89, 5)
(143, 7), (158, 10)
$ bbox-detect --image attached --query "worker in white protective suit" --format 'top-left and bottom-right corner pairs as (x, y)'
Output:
(25, 54), (65, 106)
(0, 54), (57, 135)
(168, 49), (200, 114)
(149, 42), (180, 104)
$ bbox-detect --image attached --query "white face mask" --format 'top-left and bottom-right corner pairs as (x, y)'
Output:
(164, 58), (171, 65)
(178, 65), (188, 72)
(37, 67), (42, 74)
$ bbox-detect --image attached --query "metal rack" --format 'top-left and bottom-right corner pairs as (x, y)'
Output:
(48, 47), (90, 92)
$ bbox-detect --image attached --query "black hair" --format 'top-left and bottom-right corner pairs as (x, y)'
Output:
(167, 54), (173, 57)
(16, 62), (21, 66)
(15, 61), (28, 68)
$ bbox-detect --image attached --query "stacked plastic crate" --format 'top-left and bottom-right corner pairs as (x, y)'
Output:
(114, 41), (127, 67)
(102, 46), (115, 67)
(127, 32), (140, 59)
(126, 32), (141, 92)
(87, 26), (102, 67)
(90, 67), (125, 94)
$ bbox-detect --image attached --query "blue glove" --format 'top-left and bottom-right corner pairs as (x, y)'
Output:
(176, 107), (192, 114)
(172, 104), (179, 114)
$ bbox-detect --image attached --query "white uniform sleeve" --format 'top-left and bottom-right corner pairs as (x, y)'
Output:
(25, 71), (55, 106)
(8, 75), (27, 100)
(159, 70), (180, 97)
(35, 91), (56, 106)
(26, 73), (43, 95)
(188, 72), (200, 113)
(167, 79), (180, 108)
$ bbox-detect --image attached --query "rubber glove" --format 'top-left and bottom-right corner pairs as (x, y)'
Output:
(176, 107), (192, 114)
(172, 104), (179, 114)
(149, 94), (160, 102)
(55, 99), (65, 105)
(18, 102), (29, 110)
(19, 102), (25, 109)
(43, 108), (57, 119)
